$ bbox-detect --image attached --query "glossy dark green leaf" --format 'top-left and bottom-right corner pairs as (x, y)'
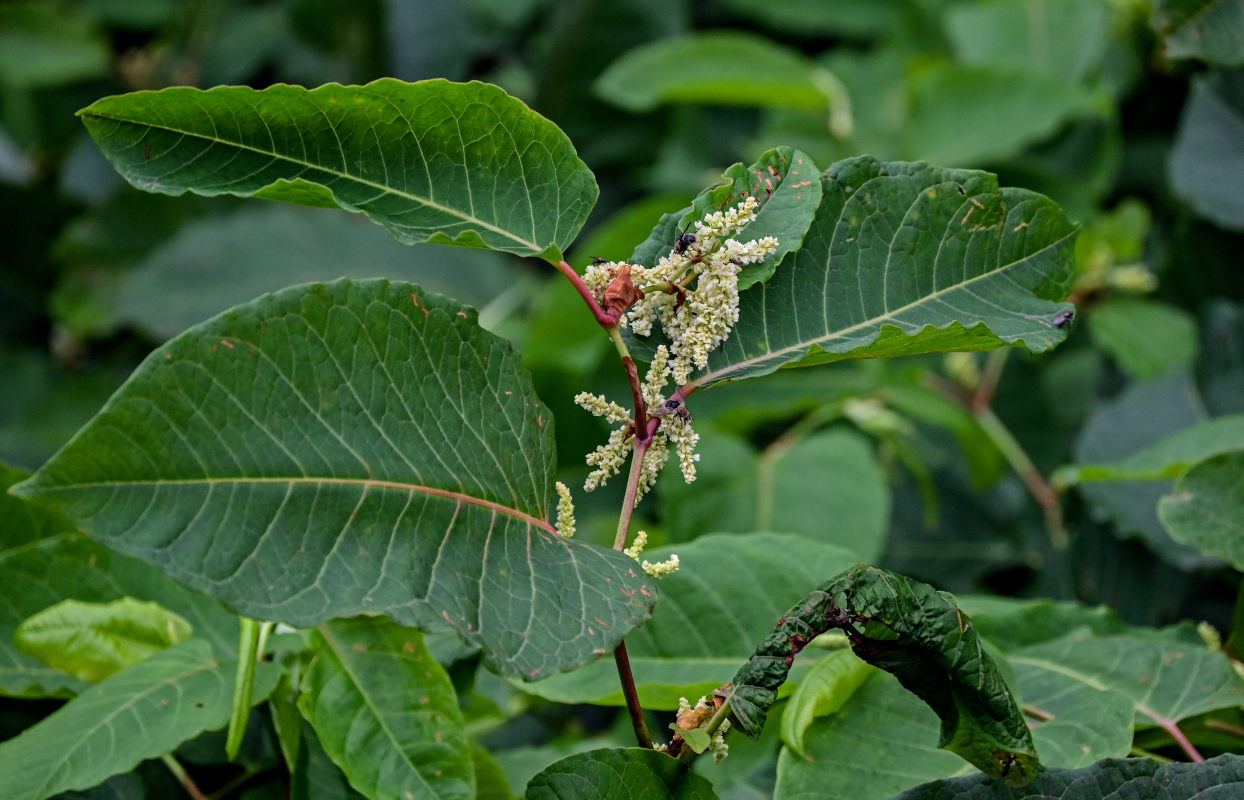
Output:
(1058, 414), (1244, 485)
(13, 279), (655, 680)
(518, 533), (859, 709)
(0, 639), (280, 800)
(526, 749), (718, 800)
(1154, 0), (1244, 66)
(107, 204), (520, 340)
(298, 618), (473, 800)
(1088, 298), (1198, 380)
(1159, 451), (1244, 569)
(79, 80), (597, 260)
(1169, 72), (1244, 231)
(694, 157), (1076, 389)
(15, 597), (193, 684)
(720, 565), (1037, 785)
(895, 753), (1244, 799)
(595, 32), (835, 112)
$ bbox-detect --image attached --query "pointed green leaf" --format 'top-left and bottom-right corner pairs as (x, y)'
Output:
(15, 597), (193, 684)
(1169, 72), (1244, 231)
(694, 157), (1076, 388)
(526, 749), (719, 800)
(779, 649), (874, 758)
(1160, 451), (1244, 569)
(720, 564), (1037, 785)
(896, 753), (1244, 799)
(1058, 414), (1244, 485)
(299, 618), (473, 800)
(0, 639), (281, 800)
(12, 279), (654, 680)
(78, 80), (598, 260)
(518, 533), (859, 709)
(1154, 0), (1244, 66)
(595, 32), (835, 112)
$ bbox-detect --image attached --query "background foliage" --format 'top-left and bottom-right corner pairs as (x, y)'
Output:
(3, 0), (1244, 798)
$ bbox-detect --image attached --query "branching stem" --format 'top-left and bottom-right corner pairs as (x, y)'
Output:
(555, 259), (618, 327)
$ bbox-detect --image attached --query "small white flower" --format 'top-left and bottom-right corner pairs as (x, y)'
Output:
(554, 481), (576, 539)
(641, 553), (679, 578)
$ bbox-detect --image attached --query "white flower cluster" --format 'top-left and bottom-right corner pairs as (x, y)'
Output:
(623, 529), (680, 578)
(575, 347), (699, 498)
(709, 718), (731, 763)
(583, 196), (778, 385)
(554, 481), (576, 539)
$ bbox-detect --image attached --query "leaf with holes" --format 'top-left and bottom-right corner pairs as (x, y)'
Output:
(299, 617), (473, 800)
(11, 278), (655, 680)
(692, 157), (1076, 389)
(78, 80), (598, 261)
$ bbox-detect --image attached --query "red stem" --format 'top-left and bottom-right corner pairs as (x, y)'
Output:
(555, 260), (618, 327)
(1138, 703), (1204, 762)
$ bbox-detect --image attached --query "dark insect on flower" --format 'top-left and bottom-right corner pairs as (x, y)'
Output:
(652, 396), (692, 423)
(590, 256), (608, 265)
(674, 219), (697, 254)
(1053, 309), (1075, 328)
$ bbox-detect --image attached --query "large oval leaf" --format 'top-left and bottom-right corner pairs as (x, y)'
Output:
(693, 157), (1076, 388)
(78, 80), (598, 261)
(299, 618), (473, 800)
(12, 279), (654, 680)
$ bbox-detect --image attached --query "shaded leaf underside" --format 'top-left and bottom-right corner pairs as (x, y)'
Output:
(13, 279), (654, 680)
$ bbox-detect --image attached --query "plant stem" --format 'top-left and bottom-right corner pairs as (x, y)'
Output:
(677, 699), (732, 764)
(613, 436), (650, 551)
(609, 327), (649, 436)
(1137, 702), (1205, 762)
(1129, 746), (1176, 764)
(160, 754), (208, 800)
(1207, 718), (1244, 740)
(614, 642), (654, 749)
(971, 349), (1009, 411)
(554, 259), (617, 327)
(974, 405), (1070, 550)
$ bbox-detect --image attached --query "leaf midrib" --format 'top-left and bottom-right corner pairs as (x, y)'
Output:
(80, 108), (540, 252)
(24, 475), (555, 534)
(692, 220), (1075, 387)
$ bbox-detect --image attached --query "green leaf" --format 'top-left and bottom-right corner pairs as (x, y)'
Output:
(1154, 0), (1244, 66)
(958, 596), (1128, 650)
(15, 597), (193, 684)
(720, 564), (1037, 785)
(12, 279), (655, 680)
(774, 672), (967, 800)
(1058, 414), (1244, 485)
(944, 0), (1111, 84)
(595, 32), (836, 112)
(298, 617), (473, 800)
(1169, 72), (1244, 231)
(1088, 297), (1198, 380)
(658, 428), (891, 562)
(895, 753), (1244, 799)
(779, 649), (874, 758)
(1073, 370), (1213, 568)
(0, 2), (110, 89)
(0, 519), (236, 698)
(1010, 630), (1244, 730)
(106, 204), (521, 340)
(78, 80), (598, 260)
(526, 748), (719, 800)
(904, 64), (1099, 167)
(0, 463), (75, 550)
(717, 0), (908, 38)
(694, 157), (1077, 389)
(1159, 451), (1244, 569)
(679, 147), (823, 289)
(518, 533), (859, 709)
(0, 639), (281, 800)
